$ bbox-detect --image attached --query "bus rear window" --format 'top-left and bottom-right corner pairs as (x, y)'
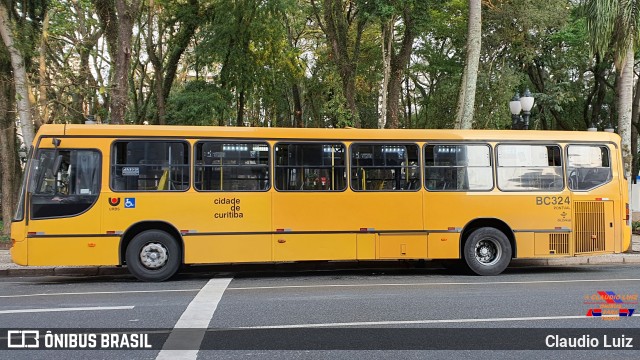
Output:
(567, 145), (611, 191)
(497, 144), (563, 191)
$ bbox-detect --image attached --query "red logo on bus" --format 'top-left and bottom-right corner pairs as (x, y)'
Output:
(108, 197), (121, 206)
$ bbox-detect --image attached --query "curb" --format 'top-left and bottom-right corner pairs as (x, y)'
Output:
(0, 256), (638, 278)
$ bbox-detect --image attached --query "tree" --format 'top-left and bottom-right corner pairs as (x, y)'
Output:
(311, 0), (367, 127)
(0, 3), (34, 146)
(94, 0), (142, 124)
(378, 0), (420, 129)
(454, 0), (481, 129)
(0, 43), (18, 237)
(585, 0), (639, 179)
(143, 0), (200, 125)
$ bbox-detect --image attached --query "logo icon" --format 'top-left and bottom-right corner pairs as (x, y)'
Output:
(124, 198), (136, 208)
(619, 309), (635, 317)
(108, 197), (121, 206)
(584, 291), (637, 319)
(7, 330), (40, 348)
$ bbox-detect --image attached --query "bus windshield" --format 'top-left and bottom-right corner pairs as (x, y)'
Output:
(28, 149), (101, 219)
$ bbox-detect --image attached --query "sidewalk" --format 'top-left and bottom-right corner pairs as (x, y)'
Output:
(1, 236), (639, 277)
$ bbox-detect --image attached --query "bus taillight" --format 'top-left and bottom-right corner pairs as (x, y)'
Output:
(626, 203), (630, 223)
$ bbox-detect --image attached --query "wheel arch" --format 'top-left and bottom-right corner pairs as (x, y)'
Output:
(119, 221), (184, 265)
(460, 218), (516, 259)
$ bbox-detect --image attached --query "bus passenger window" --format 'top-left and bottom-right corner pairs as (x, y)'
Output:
(424, 144), (492, 191)
(567, 145), (611, 191)
(111, 141), (189, 192)
(497, 144), (563, 191)
(350, 144), (419, 191)
(275, 143), (346, 191)
(194, 142), (269, 191)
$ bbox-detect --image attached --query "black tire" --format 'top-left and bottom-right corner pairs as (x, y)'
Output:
(125, 230), (181, 282)
(463, 227), (511, 276)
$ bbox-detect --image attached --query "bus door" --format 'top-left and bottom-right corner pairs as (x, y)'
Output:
(26, 137), (107, 265)
(184, 141), (272, 263)
(566, 144), (616, 254)
(272, 142), (357, 261)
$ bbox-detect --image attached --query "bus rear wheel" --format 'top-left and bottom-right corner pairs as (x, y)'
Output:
(463, 227), (511, 276)
(125, 230), (181, 282)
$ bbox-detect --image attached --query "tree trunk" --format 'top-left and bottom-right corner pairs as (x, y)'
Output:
(0, 4), (34, 147)
(292, 83), (303, 127)
(314, 0), (365, 127)
(0, 55), (16, 236)
(147, 0), (166, 125)
(454, 0), (481, 129)
(236, 90), (245, 126)
(110, 0), (141, 124)
(632, 65), (640, 182)
(38, 10), (50, 125)
(617, 45), (633, 181)
(405, 75), (412, 128)
(161, 0), (199, 104)
(378, 19), (392, 129)
(385, 6), (415, 129)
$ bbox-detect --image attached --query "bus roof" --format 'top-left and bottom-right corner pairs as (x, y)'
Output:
(35, 124), (622, 144)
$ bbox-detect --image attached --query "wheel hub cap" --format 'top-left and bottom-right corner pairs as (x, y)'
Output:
(140, 243), (168, 269)
(475, 239), (501, 266)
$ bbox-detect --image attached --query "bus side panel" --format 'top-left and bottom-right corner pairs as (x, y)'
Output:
(28, 237), (119, 265)
(273, 233), (356, 261)
(356, 233), (376, 259)
(424, 192), (569, 258)
(427, 233), (459, 259)
(102, 192), (273, 265)
(184, 235), (272, 263)
(272, 192), (422, 261)
(378, 234), (427, 259)
(514, 233), (535, 258)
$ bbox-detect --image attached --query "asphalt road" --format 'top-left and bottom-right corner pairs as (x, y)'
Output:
(0, 265), (639, 359)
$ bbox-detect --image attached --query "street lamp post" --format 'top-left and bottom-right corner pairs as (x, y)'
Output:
(520, 89), (534, 130)
(509, 89), (535, 130)
(509, 93), (522, 129)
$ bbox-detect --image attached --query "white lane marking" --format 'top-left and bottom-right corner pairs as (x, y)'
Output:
(3, 278), (638, 297)
(0, 306), (134, 315)
(239, 314), (640, 329)
(0, 289), (199, 299)
(156, 278), (232, 360)
(229, 278), (640, 291)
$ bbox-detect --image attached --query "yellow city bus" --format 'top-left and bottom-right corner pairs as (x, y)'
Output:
(10, 124), (632, 281)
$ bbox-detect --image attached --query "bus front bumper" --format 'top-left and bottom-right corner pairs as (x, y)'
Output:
(10, 239), (28, 265)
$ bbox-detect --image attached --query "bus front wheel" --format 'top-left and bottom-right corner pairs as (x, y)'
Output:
(125, 230), (181, 281)
(463, 227), (511, 276)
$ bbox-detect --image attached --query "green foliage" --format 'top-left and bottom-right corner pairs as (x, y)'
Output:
(323, 90), (354, 128)
(166, 81), (228, 125)
(2, 0), (633, 139)
(633, 220), (640, 233)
